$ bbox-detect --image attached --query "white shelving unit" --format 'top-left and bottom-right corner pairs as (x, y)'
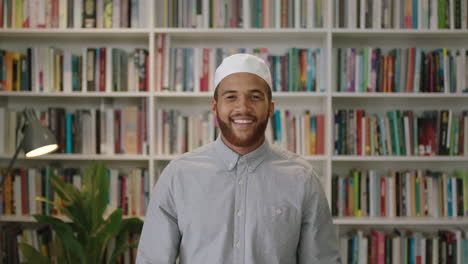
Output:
(1, 2), (468, 235)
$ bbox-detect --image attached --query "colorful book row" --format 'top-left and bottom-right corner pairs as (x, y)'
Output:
(336, 47), (468, 93)
(156, 34), (326, 93)
(156, 0), (326, 28)
(0, 0), (147, 29)
(336, 0), (468, 30)
(334, 109), (468, 156)
(0, 225), (140, 264)
(266, 110), (325, 155)
(155, 109), (218, 155)
(0, 166), (150, 217)
(0, 105), (149, 156)
(340, 229), (468, 264)
(0, 47), (149, 93)
(332, 169), (468, 218)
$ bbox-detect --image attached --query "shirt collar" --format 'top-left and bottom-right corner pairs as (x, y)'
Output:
(213, 135), (270, 172)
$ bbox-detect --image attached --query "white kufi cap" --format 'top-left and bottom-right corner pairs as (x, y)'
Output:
(214, 53), (272, 92)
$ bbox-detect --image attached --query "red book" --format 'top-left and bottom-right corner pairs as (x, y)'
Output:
(100, 48), (106, 92)
(21, 169), (28, 215)
(356, 110), (364, 155)
(407, 48), (415, 92)
(380, 177), (386, 217)
(429, 53), (434, 92)
(316, 115), (325, 155)
(137, 108), (142, 154)
(52, 0), (59, 27)
(114, 109), (121, 154)
(366, 117), (371, 155)
(281, 0), (287, 27)
(345, 178), (350, 216)
(120, 176), (127, 215)
(0, 1), (3, 28)
(262, 0), (266, 27)
(370, 230), (378, 264)
(388, 55), (394, 92)
(377, 231), (386, 264)
(202, 48), (209, 91)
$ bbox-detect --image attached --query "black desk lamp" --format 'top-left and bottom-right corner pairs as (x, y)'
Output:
(0, 108), (58, 190)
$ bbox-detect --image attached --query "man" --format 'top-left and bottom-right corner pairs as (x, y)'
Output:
(137, 54), (340, 264)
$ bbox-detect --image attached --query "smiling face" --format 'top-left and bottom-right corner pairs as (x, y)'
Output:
(212, 72), (274, 153)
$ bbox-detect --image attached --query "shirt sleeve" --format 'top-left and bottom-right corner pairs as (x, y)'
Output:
(297, 168), (341, 264)
(136, 162), (181, 264)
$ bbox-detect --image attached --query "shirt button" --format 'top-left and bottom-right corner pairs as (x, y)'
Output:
(236, 241), (241, 248)
(237, 210), (242, 216)
(238, 179), (244, 185)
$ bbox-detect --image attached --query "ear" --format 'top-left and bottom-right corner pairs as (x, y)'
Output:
(211, 99), (217, 116)
(268, 100), (275, 118)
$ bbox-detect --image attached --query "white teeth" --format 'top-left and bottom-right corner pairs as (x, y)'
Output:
(233, 120), (253, 124)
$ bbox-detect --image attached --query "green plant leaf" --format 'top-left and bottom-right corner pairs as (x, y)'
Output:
(33, 215), (86, 262)
(18, 243), (52, 264)
(110, 217), (144, 263)
(93, 162), (110, 228)
(94, 209), (124, 261)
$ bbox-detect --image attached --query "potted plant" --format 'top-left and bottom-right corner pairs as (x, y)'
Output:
(19, 162), (144, 264)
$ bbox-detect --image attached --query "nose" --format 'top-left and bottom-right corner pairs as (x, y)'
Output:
(235, 95), (252, 113)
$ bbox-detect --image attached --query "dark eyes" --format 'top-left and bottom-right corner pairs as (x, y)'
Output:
(224, 95), (262, 100)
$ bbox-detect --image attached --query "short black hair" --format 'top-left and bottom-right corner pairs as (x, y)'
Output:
(213, 85), (272, 102)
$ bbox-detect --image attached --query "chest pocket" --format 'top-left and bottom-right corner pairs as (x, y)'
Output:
(262, 204), (300, 236)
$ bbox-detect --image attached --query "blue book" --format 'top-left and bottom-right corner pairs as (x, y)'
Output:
(272, 56), (277, 92)
(276, 56), (282, 92)
(274, 110), (281, 144)
(412, 0), (418, 29)
(66, 113), (73, 154)
(462, 237), (468, 263)
(311, 116), (317, 137)
(306, 49), (313, 92)
(352, 236), (359, 264)
(409, 237), (415, 264)
(358, 51), (367, 92)
(342, 177), (347, 214)
(448, 178), (453, 216)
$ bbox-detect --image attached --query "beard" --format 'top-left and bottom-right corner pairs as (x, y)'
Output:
(216, 108), (270, 148)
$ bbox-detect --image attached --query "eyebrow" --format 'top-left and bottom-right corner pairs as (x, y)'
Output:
(221, 89), (266, 96)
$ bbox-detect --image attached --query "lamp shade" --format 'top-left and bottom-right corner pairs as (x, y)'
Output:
(22, 109), (58, 158)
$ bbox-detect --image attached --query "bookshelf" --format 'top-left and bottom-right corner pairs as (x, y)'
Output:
(2, 0), (468, 262)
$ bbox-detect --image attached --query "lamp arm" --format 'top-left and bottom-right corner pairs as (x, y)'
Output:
(0, 112), (27, 191)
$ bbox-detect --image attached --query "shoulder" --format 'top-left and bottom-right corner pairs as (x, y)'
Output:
(268, 143), (317, 177)
(165, 142), (217, 169)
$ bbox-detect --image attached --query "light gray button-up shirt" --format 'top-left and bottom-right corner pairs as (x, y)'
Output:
(137, 136), (340, 264)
